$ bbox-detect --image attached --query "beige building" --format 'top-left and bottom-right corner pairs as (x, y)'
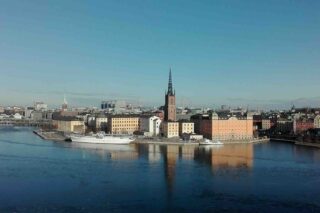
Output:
(107, 115), (139, 134)
(195, 113), (253, 140)
(179, 121), (194, 135)
(53, 117), (85, 133)
(314, 115), (320, 128)
(261, 119), (271, 130)
(161, 121), (179, 138)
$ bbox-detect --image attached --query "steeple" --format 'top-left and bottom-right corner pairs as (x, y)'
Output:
(167, 68), (174, 96)
(63, 94), (68, 105)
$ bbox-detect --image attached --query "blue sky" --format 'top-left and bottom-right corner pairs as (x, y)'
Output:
(0, 0), (319, 109)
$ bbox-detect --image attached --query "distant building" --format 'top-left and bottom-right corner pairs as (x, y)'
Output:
(161, 121), (179, 138)
(34, 102), (47, 111)
(107, 115), (139, 134)
(62, 95), (68, 111)
(139, 115), (162, 136)
(276, 119), (293, 134)
(164, 69), (176, 122)
(293, 118), (314, 134)
(261, 119), (272, 130)
(24, 107), (35, 119)
(95, 115), (108, 131)
(153, 110), (164, 121)
(13, 113), (23, 120)
(0, 106), (4, 113)
(314, 115), (320, 129)
(31, 111), (43, 120)
(101, 100), (128, 113)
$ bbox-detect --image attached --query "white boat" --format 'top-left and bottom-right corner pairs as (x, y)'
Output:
(199, 139), (223, 145)
(70, 132), (134, 144)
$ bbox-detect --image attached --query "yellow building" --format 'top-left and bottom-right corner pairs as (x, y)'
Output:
(107, 115), (139, 134)
(161, 121), (179, 138)
(179, 121), (194, 135)
(53, 117), (85, 133)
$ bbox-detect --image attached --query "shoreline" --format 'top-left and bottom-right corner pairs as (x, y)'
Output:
(33, 129), (270, 146)
(270, 138), (320, 149)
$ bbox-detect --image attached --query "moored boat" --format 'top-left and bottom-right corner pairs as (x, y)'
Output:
(70, 132), (134, 144)
(199, 139), (223, 145)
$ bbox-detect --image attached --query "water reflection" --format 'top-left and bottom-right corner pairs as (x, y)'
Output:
(196, 144), (254, 169)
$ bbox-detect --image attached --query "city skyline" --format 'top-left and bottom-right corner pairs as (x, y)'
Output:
(1, 1), (320, 108)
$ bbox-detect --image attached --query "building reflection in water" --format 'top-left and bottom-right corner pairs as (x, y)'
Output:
(161, 145), (179, 194)
(67, 142), (253, 195)
(195, 144), (254, 169)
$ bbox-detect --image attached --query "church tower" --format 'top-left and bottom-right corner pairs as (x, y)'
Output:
(164, 69), (176, 121)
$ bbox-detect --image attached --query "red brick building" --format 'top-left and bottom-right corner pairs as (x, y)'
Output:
(293, 118), (314, 134)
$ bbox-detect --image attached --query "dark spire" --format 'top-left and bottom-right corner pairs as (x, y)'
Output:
(167, 68), (174, 95)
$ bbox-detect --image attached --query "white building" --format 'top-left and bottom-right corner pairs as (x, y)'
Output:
(140, 116), (162, 136)
(34, 102), (48, 111)
(314, 115), (320, 129)
(13, 113), (23, 120)
(96, 116), (108, 130)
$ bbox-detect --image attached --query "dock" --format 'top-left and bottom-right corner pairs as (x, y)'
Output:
(33, 130), (67, 142)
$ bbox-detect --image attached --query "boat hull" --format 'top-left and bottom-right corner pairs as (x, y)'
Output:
(70, 135), (134, 144)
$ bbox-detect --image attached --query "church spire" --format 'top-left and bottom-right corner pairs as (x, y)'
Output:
(167, 68), (174, 96)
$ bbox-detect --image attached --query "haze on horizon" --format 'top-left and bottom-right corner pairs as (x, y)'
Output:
(0, 0), (319, 109)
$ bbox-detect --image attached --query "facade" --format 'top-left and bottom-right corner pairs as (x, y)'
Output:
(139, 116), (162, 136)
(193, 113), (253, 140)
(164, 69), (176, 122)
(314, 115), (320, 129)
(261, 119), (271, 130)
(107, 115), (139, 134)
(34, 102), (47, 111)
(276, 119), (293, 134)
(161, 122), (179, 138)
(293, 118), (314, 134)
(31, 111), (43, 120)
(179, 121), (194, 135)
(24, 107), (35, 119)
(95, 116), (108, 130)
(53, 117), (85, 133)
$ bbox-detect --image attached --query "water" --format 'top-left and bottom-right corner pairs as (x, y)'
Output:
(0, 127), (320, 212)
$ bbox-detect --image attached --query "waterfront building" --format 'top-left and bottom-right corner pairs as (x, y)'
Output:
(293, 118), (314, 134)
(139, 115), (162, 136)
(161, 121), (179, 138)
(192, 112), (253, 140)
(179, 121), (194, 135)
(53, 116), (85, 133)
(107, 115), (139, 134)
(314, 115), (320, 129)
(164, 69), (176, 122)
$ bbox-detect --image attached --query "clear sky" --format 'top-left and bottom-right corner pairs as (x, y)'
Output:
(0, 0), (319, 109)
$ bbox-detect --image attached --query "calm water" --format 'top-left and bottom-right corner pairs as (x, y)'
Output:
(0, 128), (320, 212)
